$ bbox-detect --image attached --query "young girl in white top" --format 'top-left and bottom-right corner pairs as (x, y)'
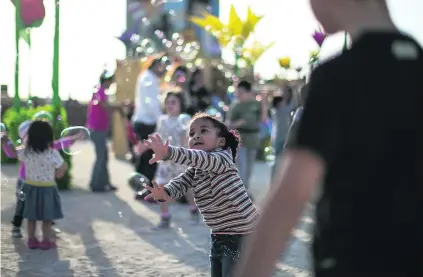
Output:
(144, 113), (259, 277)
(152, 92), (199, 228)
(15, 120), (68, 250)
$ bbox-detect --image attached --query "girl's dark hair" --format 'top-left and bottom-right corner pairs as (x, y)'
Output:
(188, 68), (202, 91)
(99, 71), (115, 85)
(165, 92), (186, 114)
(191, 113), (240, 162)
(174, 65), (188, 75)
(26, 120), (54, 153)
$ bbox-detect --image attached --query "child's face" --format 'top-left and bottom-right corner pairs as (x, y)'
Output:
(236, 88), (252, 102)
(188, 119), (223, 151)
(310, 0), (344, 34)
(165, 95), (181, 117)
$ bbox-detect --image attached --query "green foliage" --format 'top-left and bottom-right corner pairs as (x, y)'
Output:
(1, 105), (73, 190)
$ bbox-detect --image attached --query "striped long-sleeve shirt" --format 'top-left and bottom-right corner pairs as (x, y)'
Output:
(163, 146), (259, 234)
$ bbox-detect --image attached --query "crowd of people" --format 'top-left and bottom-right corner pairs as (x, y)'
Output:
(2, 0), (423, 276)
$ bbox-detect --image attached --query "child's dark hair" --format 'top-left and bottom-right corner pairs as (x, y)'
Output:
(99, 70), (115, 85)
(272, 96), (284, 109)
(237, 80), (252, 92)
(165, 92), (186, 114)
(26, 120), (54, 153)
(191, 113), (240, 162)
(174, 65), (188, 75)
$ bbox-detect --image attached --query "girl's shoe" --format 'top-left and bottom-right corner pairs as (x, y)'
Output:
(38, 239), (57, 250)
(27, 238), (39, 249)
(153, 216), (171, 229)
(12, 227), (23, 238)
(190, 209), (200, 224)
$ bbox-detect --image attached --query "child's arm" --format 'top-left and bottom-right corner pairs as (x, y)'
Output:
(163, 167), (195, 199)
(164, 145), (232, 174)
(53, 137), (75, 149)
(51, 149), (68, 178)
(1, 136), (17, 158)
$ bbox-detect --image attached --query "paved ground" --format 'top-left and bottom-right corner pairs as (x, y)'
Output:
(1, 142), (313, 277)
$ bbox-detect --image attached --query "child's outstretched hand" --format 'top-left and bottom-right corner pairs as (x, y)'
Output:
(133, 141), (148, 155)
(143, 133), (169, 164)
(144, 181), (171, 201)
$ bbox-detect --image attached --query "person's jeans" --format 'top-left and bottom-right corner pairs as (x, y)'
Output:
(236, 147), (257, 189)
(133, 122), (157, 182)
(271, 141), (285, 181)
(90, 131), (110, 190)
(12, 179), (24, 228)
(210, 234), (245, 277)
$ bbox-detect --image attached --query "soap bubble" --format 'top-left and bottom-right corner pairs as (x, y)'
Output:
(33, 111), (53, 122)
(128, 172), (150, 192)
(59, 126), (91, 155)
(179, 114), (192, 126)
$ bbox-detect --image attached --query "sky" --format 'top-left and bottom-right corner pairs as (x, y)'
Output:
(0, 0), (422, 101)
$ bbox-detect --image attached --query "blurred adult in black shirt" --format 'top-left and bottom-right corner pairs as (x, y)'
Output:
(235, 0), (423, 276)
(186, 68), (211, 115)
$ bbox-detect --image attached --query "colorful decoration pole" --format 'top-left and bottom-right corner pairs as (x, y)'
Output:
(52, 0), (61, 109)
(14, 0), (21, 111)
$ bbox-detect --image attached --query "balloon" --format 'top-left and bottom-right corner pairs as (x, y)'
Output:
(60, 126), (91, 155)
(33, 111), (53, 122)
(278, 57), (291, 69)
(312, 30), (327, 47)
(14, 0), (46, 28)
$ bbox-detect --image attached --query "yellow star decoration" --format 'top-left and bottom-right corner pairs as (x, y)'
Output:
(190, 5), (272, 66)
(242, 40), (275, 66)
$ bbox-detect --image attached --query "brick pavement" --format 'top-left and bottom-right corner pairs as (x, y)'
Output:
(1, 142), (312, 276)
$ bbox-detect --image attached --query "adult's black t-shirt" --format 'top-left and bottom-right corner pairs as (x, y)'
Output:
(287, 32), (423, 274)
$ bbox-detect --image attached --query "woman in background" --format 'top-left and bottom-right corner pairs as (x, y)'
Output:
(186, 68), (211, 115)
(86, 71), (121, 192)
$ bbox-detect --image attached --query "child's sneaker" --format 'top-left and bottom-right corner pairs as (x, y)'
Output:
(154, 216), (171, 229)
(12, 227), (22, 238)
(190, 209), (200, 224)
(27, 238), (39, 249)
(38, 239), (57, 250)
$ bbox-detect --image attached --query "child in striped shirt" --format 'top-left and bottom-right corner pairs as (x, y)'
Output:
(144, 113), (259, 277)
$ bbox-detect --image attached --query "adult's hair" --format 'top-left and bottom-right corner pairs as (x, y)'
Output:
(174, 65), (188, 75)
(165, 91), (186, 114)
(149, 57), (163, 71)
(272, 96), (284, 109)
(191, 113), (240, 162)
(189, 68), (202, 89)
(26, 120), (54, 153)
(237, 80), (252, 92)
(99, 71), (115, 85)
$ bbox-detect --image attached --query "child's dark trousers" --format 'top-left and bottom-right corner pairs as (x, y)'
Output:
(210, 234), (246, 277)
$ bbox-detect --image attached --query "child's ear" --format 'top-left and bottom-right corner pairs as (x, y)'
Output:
(219, 138), (226, 147)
